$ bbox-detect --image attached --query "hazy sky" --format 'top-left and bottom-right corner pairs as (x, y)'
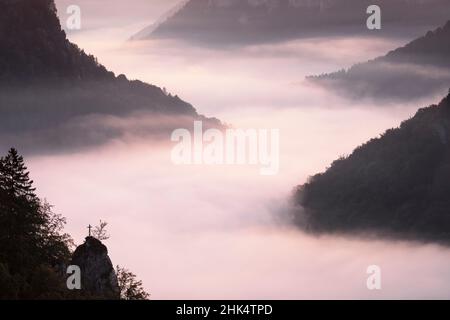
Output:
(55, 0), (179, 33)
(32, 0), (450, 299)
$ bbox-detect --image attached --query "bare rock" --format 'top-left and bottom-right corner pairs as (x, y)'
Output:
(71, 236), (120, 299)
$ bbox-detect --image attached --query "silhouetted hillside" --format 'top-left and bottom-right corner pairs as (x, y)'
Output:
(292, 91), (450, 243)
(0, 0), (221, 154)
(0, 148), (149, 299)
(0, 0), (112, 81)
(308, 21), (450, 102)
(132, 0), (450, 46)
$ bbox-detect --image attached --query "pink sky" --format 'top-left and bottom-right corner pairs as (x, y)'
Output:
(27, 0), (450, 299)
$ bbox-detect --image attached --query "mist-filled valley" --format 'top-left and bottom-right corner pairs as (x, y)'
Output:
(1, 0), (450, 299)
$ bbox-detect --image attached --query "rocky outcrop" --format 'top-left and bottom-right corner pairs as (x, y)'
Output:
(70, 237), (120, 299)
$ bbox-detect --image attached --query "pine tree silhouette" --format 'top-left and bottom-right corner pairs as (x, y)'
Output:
(0, 148), (36, 198)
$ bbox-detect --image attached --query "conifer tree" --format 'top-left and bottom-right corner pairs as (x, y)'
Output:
(0, 148), (36, 198)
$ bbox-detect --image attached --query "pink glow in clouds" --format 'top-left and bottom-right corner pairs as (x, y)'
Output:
(28, 1), (450, 299)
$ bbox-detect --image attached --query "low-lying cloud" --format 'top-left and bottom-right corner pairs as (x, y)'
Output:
(308, 61), (450, 103)
(9, 10), (450, 299)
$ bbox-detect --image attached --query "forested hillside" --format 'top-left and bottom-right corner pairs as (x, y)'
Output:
(293, 91), (450, 242)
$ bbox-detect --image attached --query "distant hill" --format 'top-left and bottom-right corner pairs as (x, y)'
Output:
(132, 0), (450, 46)
(292, 91), (450, 243)
(0, 0), (220, 154)
(307, 21), (450, 102)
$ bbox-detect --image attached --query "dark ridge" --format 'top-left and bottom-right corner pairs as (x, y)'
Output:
(292, 91), (450, 243)
(133, 0), (450, 47)
(71, 237), (120, 299)
(0, 0), (112, 81)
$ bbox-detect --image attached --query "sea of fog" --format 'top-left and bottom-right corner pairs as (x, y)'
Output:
(28, 6), (450, 298)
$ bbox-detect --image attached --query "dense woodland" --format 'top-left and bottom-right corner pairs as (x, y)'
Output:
(293, 91), (450, 242)
(142, 0), (450, 45)
(0, 0), (153, 299)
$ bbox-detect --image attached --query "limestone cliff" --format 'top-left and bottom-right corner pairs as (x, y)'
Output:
(70, 236), (120, 299)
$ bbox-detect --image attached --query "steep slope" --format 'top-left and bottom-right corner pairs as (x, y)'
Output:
(133, 0), (450, 46)
(71, 237), (120, 299)
(308, 21), (450, 102)
(0, 0), (220, 153)
(292, 91), (450, 243)
(0, 0), (111, 81)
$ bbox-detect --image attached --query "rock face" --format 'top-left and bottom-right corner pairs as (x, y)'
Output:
(71, 237), (120, 299)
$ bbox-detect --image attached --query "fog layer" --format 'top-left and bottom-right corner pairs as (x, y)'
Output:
(19, 3), (450, 298)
